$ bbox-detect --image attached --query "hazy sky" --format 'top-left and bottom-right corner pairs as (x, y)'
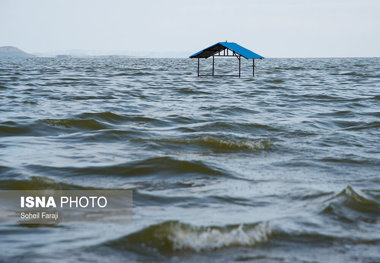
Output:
(0, 0), (379, 57)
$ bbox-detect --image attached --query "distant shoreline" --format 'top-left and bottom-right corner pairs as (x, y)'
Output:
(0, 46), (378, 59)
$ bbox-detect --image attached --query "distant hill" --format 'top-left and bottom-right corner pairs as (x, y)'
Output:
(0, 46), (34, 58)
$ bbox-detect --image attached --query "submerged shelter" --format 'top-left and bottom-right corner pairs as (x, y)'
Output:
(190, 42), (264, 77)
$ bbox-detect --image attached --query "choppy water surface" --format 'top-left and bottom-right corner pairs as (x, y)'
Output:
(0, 57), (379, 262)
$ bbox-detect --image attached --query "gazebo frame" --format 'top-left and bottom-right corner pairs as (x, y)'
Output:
(190, 42), (264, 78)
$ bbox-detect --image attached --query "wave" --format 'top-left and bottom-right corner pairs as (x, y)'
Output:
(78, 111), (128, 123)
(105, 72), (129, 77)
(266, 79), (284, 83)
(301, 94), (345, 101)
(196, 121), (280, 133)
(40, 112), (167, 132)
(28, 157), (226, 178)
(68, 129), (142, 142)
(142, 136), (272, 153)
(339, 72), (365, 77)
(314, 110), (354, 117)
(40, 118), (109, 130)
(320, 156), (380, 166)
(59, 77), (79, 81)
(0, 176), (92, 190)
(287, 66), (304, 70)
(22, 100), (37, 104)
(343, 121), (380, 130)
(0, 121), (34, 136)
(322, 185), (380, 223)
(0, 165), (18, 179)
(77, 112), (166, 126)
(216, 106), (260, 116)
(177, 87), (199, 94)
(0, 112), (170, 137)
(104, 221), (271, 253)
(62, 95), (116, 100)
(0, 118), (110, 137)
(100, 218), (380, 259)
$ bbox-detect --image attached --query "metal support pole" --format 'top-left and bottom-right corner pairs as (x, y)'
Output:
(197, 58), (200, 77)
(212, 56), (215, 76)
(252, 59), (255, 77)
(238, 56), (241, 78)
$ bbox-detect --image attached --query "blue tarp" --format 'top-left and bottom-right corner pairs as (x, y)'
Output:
(190, 42), (264, 59)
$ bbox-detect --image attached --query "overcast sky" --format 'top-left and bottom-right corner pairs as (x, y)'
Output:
(0, 0), (379, 57)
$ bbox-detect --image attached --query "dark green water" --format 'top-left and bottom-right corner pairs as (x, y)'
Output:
(0, 57), (379, 262)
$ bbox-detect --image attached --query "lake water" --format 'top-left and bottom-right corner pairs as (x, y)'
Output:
(0, 57), (379, 262)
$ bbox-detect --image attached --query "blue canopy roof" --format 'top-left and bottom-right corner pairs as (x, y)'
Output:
(190, 42), (264, 59)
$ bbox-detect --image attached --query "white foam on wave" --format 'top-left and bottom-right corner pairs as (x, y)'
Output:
(151, 136), (272, 152)
(167, 222), (271, 252)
